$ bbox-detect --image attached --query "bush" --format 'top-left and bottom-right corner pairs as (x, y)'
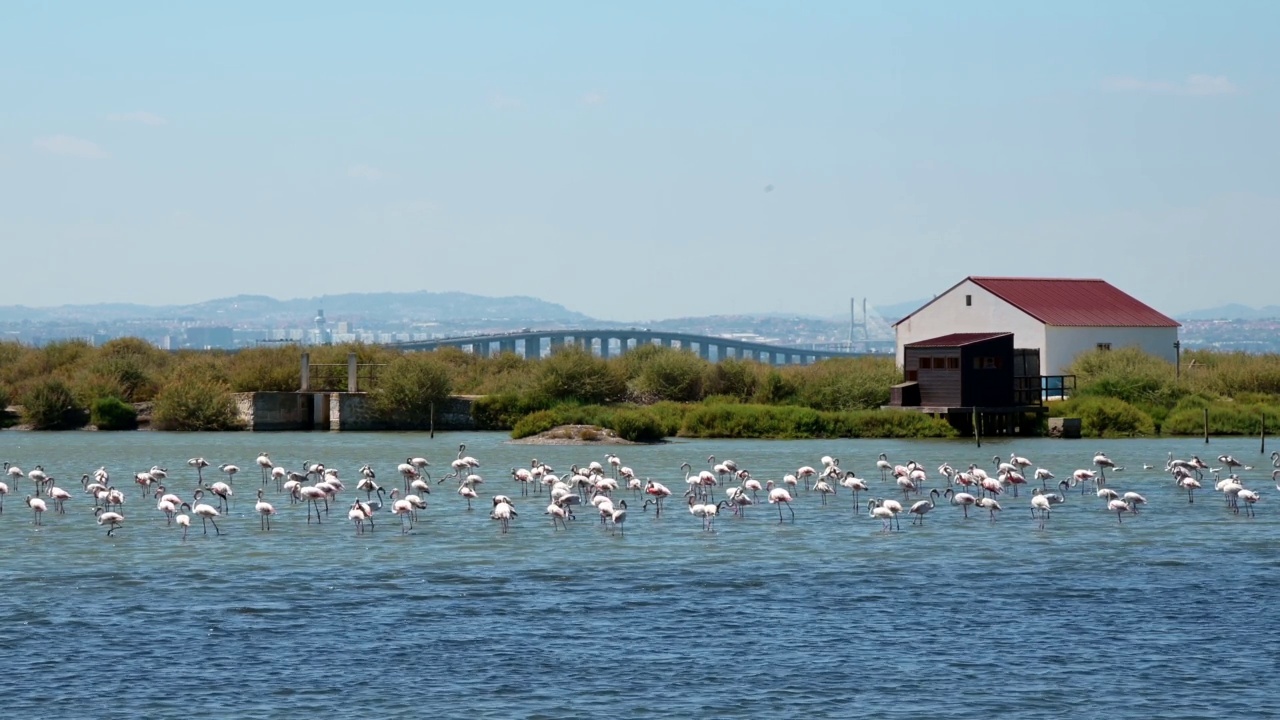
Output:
(152, 373), (242, 431)
(792, 357), (901, 411)
(754, 370), (798, 405)
(22, 379), (85, 430)
(703, 358), (760, 401)
(228, 346), (300, 392)
(369, 354), (453, 428)
(512, 410), (560, 439)
(1069, 347), (1184, 408)
(91, 396), (138, 430)
(610, 409), (667, 443)
(472, 392), (553, 430)
(1057, 396), (1154, 438)
(632, 347), (707, 402)
(1162, 400), (1279, 436)
(536, 346), (626, 404)
(677, 403), (957, 439)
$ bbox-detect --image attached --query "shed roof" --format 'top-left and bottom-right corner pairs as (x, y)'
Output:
(894, 277), (1181, 328)
(906, 332), (1013, 348)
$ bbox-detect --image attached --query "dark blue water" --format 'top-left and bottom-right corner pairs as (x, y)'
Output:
(0, 432), (1276, 718)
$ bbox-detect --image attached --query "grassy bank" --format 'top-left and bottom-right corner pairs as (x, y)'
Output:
(2, 338), (1279, 439)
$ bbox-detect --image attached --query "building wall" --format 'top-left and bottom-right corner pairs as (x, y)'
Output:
(1044, 326), (1179, 376)
(895, 280), (1047, 370)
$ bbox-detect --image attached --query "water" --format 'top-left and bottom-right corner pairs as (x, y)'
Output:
(0, 432), (1277, 718)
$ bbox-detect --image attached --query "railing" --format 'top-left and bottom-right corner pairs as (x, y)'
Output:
(1013, 375), (1076, 405)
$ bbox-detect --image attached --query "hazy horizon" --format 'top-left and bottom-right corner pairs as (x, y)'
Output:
(4, 2), (1276, 320)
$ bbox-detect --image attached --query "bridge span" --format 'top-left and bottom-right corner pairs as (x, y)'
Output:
(387, 329), (888, 365)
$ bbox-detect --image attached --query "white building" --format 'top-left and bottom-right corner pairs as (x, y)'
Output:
(894, 277), (1180, 376)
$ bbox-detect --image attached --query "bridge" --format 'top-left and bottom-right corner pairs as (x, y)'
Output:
(388, 329), (893, 365)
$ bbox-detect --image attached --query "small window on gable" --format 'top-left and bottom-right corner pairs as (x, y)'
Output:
(965, 294), (972, 306)
(1097, 343), (1112, 351)
(918, 357), (932, 370)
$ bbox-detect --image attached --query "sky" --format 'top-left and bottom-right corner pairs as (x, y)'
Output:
(2, 1), (1277, 322)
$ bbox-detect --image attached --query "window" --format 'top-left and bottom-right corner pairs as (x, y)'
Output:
(975, 356), (1003, 370)
(1097, 343), (1112, 351)
(918, 357), (932, 370)
(946, 357), (960, 370)
(965, 295), (972, 307)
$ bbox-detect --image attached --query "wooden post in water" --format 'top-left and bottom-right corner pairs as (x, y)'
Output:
(1262, 412), (1267, 455)
(347, 353), (358, 393)
(300, 353), (310, 392)
(973, 407), (981, 448)
(1204, 407), (1210, 444)
(430, 402), (435, 439)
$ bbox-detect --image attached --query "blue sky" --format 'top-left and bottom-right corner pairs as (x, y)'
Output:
(2, 1), (1275, 321)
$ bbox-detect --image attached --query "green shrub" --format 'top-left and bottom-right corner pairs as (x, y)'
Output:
(610, 409), (667, 443)
(1162, 401), (1279, 436)
(22, 378), (85, 430)
(369, 354), (453, 428)
(703, 358), (760, 401)
(512, 410), (560, 439)
(536, 346), (626, 404)
(676, 403), (957, 439)
(632, 347), (706, 402)
(152, 373), (242, 431)
(91, 396), (138, 430)
(228, 346), (300, 392)
(793, 357), (901, 411)
(472, 392), (552, 430)
(1068, 347), (1184, 408)
(754, 369), (798, 405)
(1056, 396), (1154, 438)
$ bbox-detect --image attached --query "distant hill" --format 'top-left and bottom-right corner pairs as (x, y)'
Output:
(872, 298), (929, 324)
(1178, 304), (1280, 321)
(0, 291), (594, 325)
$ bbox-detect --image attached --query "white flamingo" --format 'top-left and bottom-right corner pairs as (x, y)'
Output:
(255, 489), (277, 531)
(94, 507), (124, 536)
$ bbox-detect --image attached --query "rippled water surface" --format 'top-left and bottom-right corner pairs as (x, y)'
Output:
(1, 432), (1278, 718)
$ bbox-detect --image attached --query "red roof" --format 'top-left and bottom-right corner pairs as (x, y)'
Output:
(906, 332), (1012, 348)
(895, 277), (1180, 328)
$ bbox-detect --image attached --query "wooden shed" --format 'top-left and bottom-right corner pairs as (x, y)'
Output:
(896, 332), (1015, 408)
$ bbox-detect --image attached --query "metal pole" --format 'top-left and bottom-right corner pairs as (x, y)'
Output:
(300, 353), (311, 392)
(974, 407), (981, 448)
(1204, 407), (1210, 444)
(1262, 412), (1267, 455)
(430, 402), (435, 439)
(1175, 341), (1181, 381)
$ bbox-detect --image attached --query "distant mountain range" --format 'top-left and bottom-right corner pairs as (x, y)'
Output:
(1176, 304), (1280, 321)
(0, 292), (593, 325)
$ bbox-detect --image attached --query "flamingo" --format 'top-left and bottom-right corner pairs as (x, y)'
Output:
(28, 466), (49, 495)
(187, 457), (209, 484)
(0, 478), (10, 514)
(94, 507), (124, 536)
(1030, 488), (1053, 527)
(255, 489), (276, 531)
(1010, 453), (1033, 471)
(839, 471), (868, 508)
(25, 495), (46, 525)
(867, 498), (898, 532)
(643, 479), (672, 517)
(271, 465), (287, 492)
(48, 484), (71, 514)
(687, 493), (715, 531)
(458, 483), (478, 510)
(488, 498), (517, 533)
(546, 498), (572, 530)
(610, 500), (627, 536)
(1122, 491), (1147, 513)
(876, 454), (892, 481)
(1238, 488), (1260, 517)
(191, 490), (222, 535)
(255, 453), (272, 484)
(908, 489), (940, 525)
(388, 489), (416, 533)
(206, 480), (233, 512)
(1175, 473), (1202, 503)
(512, 467), (533, 497)
(1033, 468), (1055, 489)
(977, 496), (1002, 522)
(1107, 497), (1132, 523)
(1218, 455), (1243, 473)
(944, 488), (976, 518)
(175, 506), (191, 540)
(795, 465), (817, 492)
(813, 478), (835, 505)
(766, 481), (795, 523)
(218, 463), (240, 486)
(1093, 452), (1116, 484)
(348, 502), (369, 535)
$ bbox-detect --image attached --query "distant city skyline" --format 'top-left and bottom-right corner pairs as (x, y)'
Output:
(3, 2), (1276, 320)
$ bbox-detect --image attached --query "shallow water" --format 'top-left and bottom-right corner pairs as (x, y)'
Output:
(0, 432), (1276, 718)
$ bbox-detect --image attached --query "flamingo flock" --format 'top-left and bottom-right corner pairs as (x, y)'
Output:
(0, 446), (1275, 539)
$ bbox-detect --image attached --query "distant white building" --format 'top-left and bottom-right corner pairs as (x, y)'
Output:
(894, 277), (1180, 376)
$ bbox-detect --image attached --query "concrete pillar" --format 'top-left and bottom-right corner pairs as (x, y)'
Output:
(790, 354), (800, 365)
(499, 340), (516, 355)
(347, 353), (357, 393)
(550, 335), (564, 352)
(473, 342), (488, 358)
(661, 337), (673, 348)
(523, 338), (539, 360)
(599, 337), (611, 359)
(697, 342), (710, 360)
(300, 353), (311, 391)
